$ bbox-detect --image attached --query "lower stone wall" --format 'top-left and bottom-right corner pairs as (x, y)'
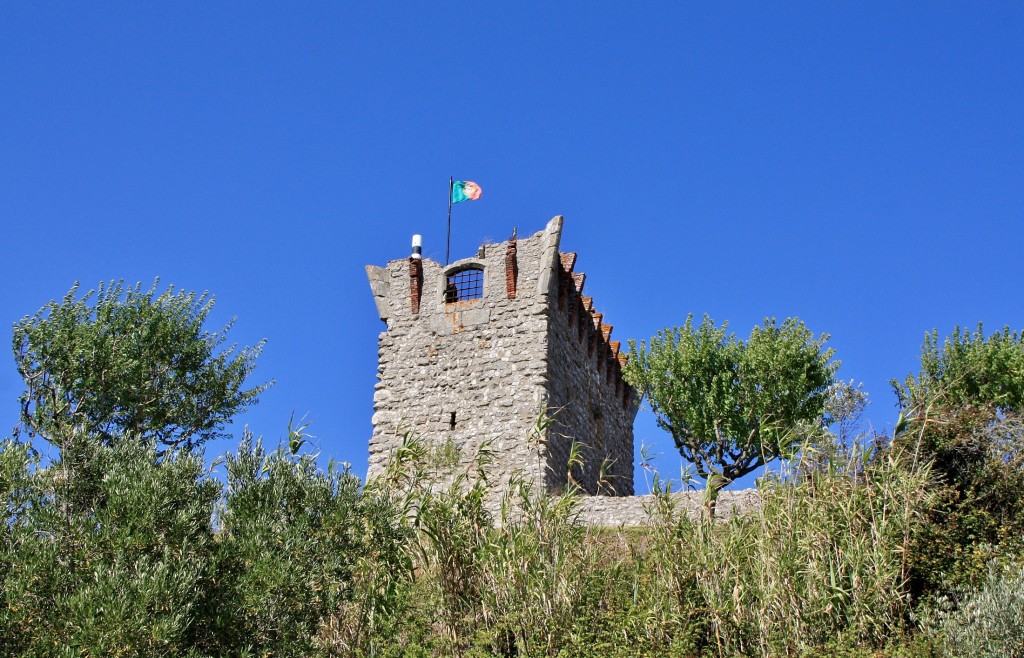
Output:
(575, 489), (760, 526)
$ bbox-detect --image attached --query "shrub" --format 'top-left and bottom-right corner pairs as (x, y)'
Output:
(893, 325), (1024, 597)
(0, 437), (219, 656)
(209, 432), (368, 657)
(926, 561), (1024, 658)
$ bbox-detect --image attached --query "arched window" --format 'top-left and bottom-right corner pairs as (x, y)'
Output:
(444, 266), (484, 303)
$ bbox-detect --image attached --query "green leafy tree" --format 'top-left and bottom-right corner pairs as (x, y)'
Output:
(3, 284), (416, 656)
(894, 324), (1024, 412)
(13, 280), (269, 453)
(892, 324), (1024, 595)
(625, 315), (838, 511)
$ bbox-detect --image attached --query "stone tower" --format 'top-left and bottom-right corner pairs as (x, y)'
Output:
(366, 216), (638, 496)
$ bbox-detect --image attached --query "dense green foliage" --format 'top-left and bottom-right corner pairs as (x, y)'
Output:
(0, 433), (414, 657)
(625, 315), (837, 505)
(3, 285), (1023, 656)
(894, 324), (1024, 412)
(0, 436), (220, 655)
(925, 562), (1024, 658)
(0, 431), (960, 658)
(891, 325), (1024, 599)
(14, 280), (268, 452)
(212, 433), (391, 656)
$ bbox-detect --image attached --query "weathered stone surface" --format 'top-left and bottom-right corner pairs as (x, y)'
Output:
(365, 265), (390, 321)
(574, 489), (761, 526)
(366, 216), (637, 498)
(365, 217), (763, 526)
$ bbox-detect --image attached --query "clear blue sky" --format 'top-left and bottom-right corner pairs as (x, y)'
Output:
(3, 4), (1022, 490)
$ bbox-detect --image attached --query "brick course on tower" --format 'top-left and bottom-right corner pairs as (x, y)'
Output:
(366, 216), (638, 496)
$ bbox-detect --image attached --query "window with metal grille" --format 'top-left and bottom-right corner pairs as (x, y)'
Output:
(445, 267), (484, 303)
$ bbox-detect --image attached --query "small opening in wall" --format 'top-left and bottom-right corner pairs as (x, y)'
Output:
(449, 411), (457, 430)
(445, 267), (484, 303)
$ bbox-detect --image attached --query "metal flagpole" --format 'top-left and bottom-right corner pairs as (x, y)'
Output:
(446, 177), (453, 265)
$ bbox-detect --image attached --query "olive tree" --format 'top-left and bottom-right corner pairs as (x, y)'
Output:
(625, 315), (837, 510)
(13, 280), (269, 453)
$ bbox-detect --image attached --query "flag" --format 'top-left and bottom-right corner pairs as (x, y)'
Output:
(451, 180), (482, 204)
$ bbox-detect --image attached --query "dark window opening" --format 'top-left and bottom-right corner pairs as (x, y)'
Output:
(445, 267), (484, 303)
(449, 411), (457, 430)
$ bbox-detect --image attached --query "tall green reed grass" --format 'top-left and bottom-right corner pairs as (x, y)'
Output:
(670, 441), (934, 656)
(328, 432), (939, 658)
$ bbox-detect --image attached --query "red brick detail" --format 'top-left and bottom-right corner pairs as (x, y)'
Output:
(601, 324), (613, 342)
(559, 251), (577, 273)
(571, 272), (586, 293)
(610, 341), (620, 358)
(409, 257), (423, 315)
(504, 238), (518, 299)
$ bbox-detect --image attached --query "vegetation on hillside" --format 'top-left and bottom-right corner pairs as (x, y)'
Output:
(2, 283), (1022, 657)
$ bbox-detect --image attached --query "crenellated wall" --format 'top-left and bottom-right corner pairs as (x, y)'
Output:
(544, 246), (638, 494)
(366, 216), (637, 497)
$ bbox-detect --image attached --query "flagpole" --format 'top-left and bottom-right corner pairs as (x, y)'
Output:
(446, 177), (453, 265)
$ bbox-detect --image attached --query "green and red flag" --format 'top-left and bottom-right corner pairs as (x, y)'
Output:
(451, 180), (482, 204)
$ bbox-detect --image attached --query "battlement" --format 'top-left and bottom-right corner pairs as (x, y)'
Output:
(366, 217), (637, 496)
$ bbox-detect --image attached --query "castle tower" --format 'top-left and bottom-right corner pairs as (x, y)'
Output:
(366, 216), (638, 496)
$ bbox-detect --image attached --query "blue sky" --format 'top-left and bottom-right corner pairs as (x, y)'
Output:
(2, 4), (1022, 490)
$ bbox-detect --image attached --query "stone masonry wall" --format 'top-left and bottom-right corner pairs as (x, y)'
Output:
(575, 489), (760, 526)
(366, 216), (637, 498)
(366, 220), (557, 493)
(544, 253), (637, 495)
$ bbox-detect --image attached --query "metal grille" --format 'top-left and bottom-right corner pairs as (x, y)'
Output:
(445, 268), (484, 303)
